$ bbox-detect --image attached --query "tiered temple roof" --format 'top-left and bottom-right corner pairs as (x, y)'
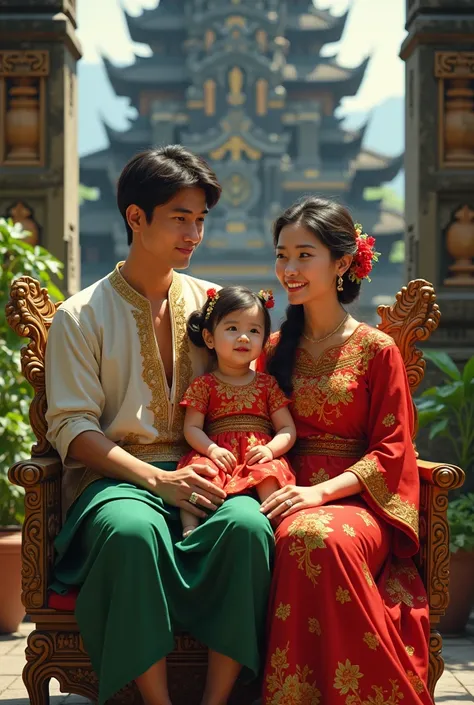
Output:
(80, 0), (404, 311)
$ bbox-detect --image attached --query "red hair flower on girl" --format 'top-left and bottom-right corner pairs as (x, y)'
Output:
(349, 223), (380, 284)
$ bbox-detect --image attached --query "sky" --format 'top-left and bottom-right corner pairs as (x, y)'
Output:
(76, 0), (407, 115)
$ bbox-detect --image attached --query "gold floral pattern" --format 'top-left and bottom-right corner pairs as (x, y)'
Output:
(361, 563), (374, 588)
(406, 670), (424, 694)
(349, 457), (419, 537)
(405, 645), (415, 656)
(382, 413), (396, 427)
(343, 524), (356, 537)
(363, 632), (379, 650)
(288, 512), (334, 585)
(336, 586), (351, 604)
(386, 577), (414, 607)
(333, 660), (405, 704)
(266, 643), (322, 705)
(356, 509), (376, 527)
(308, 617), (321, 635)
(310, 468), (330, 485)
(276, 603), (291, 621)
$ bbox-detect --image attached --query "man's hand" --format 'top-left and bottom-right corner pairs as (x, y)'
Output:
(152, 464), (226, 518)
(208, 445), (237, 473)
(245, 444), (273, 465)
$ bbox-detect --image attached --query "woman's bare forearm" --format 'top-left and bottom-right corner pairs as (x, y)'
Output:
(68, 430), (163, 490)
(319, 470), (362, 503)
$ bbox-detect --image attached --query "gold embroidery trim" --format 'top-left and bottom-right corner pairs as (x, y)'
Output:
(122, 442), (190, 461)
(349, 457), (419, 536)
(206, 415), (272, 436)
(293, 436), (366, 458)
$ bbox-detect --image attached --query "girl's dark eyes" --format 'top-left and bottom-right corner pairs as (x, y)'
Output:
(250, 329), (260, 334)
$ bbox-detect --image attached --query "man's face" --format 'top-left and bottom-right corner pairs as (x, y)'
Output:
(128, 187), (209, 270)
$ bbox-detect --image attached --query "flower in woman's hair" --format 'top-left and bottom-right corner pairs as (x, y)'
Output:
(258, 289), (275, 309)
(349, 223), (380, 284)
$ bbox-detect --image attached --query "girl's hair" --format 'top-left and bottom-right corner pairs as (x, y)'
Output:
(188, 285), (272, 353)
(268, 196), (360, 396)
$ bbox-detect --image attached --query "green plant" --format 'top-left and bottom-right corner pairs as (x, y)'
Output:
(448, 493), (474, 553)
(0, 218), (64, 526)
(415, 351), (474, 475)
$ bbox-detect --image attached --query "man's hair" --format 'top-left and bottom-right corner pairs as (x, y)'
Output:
(117, 145), (222, 245)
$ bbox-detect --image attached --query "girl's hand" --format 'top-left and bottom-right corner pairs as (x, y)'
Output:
(209, 445), (237, 473)
(260, 484), (327, 520)
(245, 444), (274, 465)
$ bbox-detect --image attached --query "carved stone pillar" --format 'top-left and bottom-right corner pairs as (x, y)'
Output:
(0, 2), (82, 296)
(401, 1), (474, 356)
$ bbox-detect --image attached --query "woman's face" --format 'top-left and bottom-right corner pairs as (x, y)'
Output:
(275, 223), (344, 306)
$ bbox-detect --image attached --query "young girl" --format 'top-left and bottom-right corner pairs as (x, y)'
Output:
(178, 285), (296, 537)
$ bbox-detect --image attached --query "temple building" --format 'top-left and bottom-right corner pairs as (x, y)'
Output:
(80, 0), (404, 317)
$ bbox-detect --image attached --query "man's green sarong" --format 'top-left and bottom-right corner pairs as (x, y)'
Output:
(50, 463), (274, 705)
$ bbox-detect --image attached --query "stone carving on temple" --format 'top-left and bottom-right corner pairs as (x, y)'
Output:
(0, 50), (49, 166)
(435, 52), (474, 168)
(444, 205), (474, 287)
(6, 201), (40, 247)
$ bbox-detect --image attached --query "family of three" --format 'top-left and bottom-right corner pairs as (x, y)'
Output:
(46, 145), (432, 705)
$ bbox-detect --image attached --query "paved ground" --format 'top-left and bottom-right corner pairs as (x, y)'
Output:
(1, 621), (473, 704)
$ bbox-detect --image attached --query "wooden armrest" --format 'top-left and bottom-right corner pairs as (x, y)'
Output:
(8, 455), (62, 612)
(417, 459), (465, 490)
(8, 454), (62, 487)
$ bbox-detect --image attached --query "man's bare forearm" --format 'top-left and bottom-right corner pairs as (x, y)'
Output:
(68, 431), (163, 490)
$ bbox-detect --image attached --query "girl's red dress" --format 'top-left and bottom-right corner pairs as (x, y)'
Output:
(257, 323), (433, 705)
(178, 371), (295, 494)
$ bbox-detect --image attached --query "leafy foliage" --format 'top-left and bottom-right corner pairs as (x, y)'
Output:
(448, 493), (474, 553)
(0, 218), (64, 526)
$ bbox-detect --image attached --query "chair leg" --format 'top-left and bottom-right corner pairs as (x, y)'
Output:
(23, 661), (50, 705)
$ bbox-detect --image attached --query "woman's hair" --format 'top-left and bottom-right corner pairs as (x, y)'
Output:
(187, 286), (272, 353)
(117, 145), (222, 245)
(268, 196), (360, 396)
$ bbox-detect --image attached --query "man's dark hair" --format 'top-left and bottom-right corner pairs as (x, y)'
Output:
(117, 145), (222, 245)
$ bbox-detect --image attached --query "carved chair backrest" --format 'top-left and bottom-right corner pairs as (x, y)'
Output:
(6, 276), (441, 459)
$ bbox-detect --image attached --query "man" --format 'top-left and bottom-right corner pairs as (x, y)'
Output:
(46, 146), (274, 705)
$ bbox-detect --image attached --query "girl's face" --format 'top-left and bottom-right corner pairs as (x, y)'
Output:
(203, 305), (266, 370)
(275, 223), (349, 306)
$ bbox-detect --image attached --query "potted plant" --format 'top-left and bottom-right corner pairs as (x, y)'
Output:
(0, 218), (63, 633)
(415, 350), (474, 634)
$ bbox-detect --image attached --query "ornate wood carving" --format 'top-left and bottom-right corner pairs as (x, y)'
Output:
(6, 276), (60, 455)
(376, 279), (440, 395)
(8, 457), (62, 611)
(435, 52), (474, 168)
(6, 201), (40, 246)
(0, 50), (49, 166)
(443, 204), (474, 286)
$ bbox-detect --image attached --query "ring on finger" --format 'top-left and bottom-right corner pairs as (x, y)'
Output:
(285, 498), (293, 508)
(189, 492), (199, 505)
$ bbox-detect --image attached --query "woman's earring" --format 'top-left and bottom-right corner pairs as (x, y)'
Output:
(337, 275), (344, 292)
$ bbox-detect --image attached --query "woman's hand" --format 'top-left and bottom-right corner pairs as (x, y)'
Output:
(153, 464), (226, 517)
(259, 484), (327, 520)
(245, 444), (273, 465)
(208, 445), (237, 473)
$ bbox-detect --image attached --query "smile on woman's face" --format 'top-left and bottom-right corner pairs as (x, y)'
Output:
(275, 223), (340, 305)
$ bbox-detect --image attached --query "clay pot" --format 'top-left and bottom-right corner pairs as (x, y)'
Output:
(0, 529), (24, 634)
(439, 550), (474, 636)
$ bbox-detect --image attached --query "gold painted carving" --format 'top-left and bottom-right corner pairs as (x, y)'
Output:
(226, 15), (246, 28)
(256, 30), (267, 53)
(228, 67), (245, 106)
(435, 52), (474, 168)
(444, 205), (474, 287)
(0, 51), (49, 166)
(210, 136), (261, 161)
(7, 201), (40, 246)
(376, 279), (440, 395)
(204, 79), (216, 116)
(221, 173), (252, 206)
(256, 79), (268, 116)
(204, 29), (215, 51)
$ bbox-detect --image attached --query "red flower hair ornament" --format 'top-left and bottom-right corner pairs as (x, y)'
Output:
(258, 289), (275, 309)
(349, 224), (380, 284)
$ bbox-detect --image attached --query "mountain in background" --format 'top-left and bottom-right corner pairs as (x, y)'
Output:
(77, 62), (405, 198)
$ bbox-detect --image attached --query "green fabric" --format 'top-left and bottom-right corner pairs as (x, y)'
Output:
(51, 463), (274, 705)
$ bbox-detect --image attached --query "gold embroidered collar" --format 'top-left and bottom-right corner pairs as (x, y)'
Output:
(108, 261), (182, 309)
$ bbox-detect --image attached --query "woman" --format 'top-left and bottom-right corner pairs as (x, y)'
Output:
(257, 197), (432, 705)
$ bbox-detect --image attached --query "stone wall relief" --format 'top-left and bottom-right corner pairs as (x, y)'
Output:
(435, 52), (474, 168)
(0, 51), (49, 167)
(6, 201), (40, 246)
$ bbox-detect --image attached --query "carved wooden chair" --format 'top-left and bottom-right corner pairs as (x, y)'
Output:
(6, 276), (464, 705)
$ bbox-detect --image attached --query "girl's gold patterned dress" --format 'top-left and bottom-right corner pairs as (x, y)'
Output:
(258, 323), (433, 705)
